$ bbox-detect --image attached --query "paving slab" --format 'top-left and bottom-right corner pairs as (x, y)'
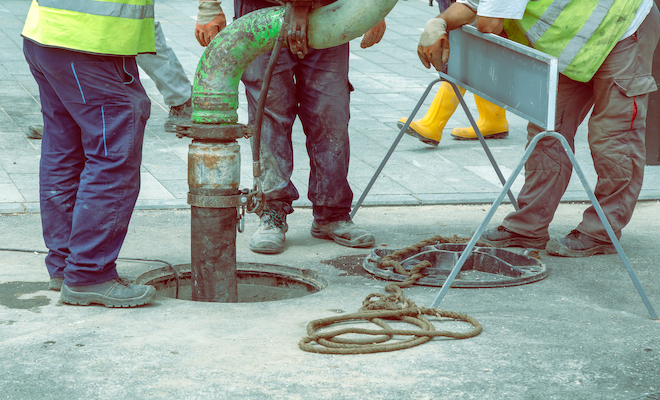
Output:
(1, 0), (659, 213)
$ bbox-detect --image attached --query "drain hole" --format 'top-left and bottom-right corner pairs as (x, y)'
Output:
(135, 262), (327, 303)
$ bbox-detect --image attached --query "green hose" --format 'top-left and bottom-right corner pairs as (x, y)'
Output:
(192, 0), (398, 125)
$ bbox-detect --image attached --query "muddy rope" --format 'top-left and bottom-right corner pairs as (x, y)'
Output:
(298, 235), (485, 354)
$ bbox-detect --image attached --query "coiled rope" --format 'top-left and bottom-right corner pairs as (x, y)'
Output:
(298, 235), (485, 354)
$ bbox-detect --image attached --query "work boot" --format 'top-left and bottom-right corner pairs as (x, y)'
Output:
(26, 125), (43, 139)
(164, 97), (192, 133)
(60, 277), (156, 308)
(49, 277), (64, 291)
(545, 230), (617, 257)
(450, 95), (508, 140)
(311, 220), (375, 248)
(397, 81), (466, 147)
(249, 210), (288, 254)
(480, 225), (549, 249)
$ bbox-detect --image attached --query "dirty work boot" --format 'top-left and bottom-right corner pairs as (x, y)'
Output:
(397, 81), (466, 147)
(60, 278), (156, 308)
(164, 97), (192, 133)
(311, 220), (375, 248)
(250, 210), (288, 254)
(450, 95), (508, 140)
(49, 277), (64, 291)
(545, 230), (617, 257)
(26, 125), (43, 139)
(480, 225), (549, 249)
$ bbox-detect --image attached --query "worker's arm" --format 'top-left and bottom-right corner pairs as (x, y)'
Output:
(417, 2), (476, 71)
(440, 2), (478, 30)
(195, 0), (227, 47)
(476, 16), (504, 35)
(360, 19), (386, 49)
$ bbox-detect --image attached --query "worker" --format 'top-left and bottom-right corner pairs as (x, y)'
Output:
(22, 0), (158, 306)
(139, 20), (193, 133)
(26, 18), (192, 139)
(398, 0), (508, 146)
(418, 0), (659, 257)
(195, 0), (382, 254)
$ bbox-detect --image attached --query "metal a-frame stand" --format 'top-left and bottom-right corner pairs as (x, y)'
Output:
(352, 25), (657, 319)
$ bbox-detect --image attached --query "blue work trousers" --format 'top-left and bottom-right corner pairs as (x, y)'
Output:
(241, 45), (353, 223)
(23, 39), (151, 286)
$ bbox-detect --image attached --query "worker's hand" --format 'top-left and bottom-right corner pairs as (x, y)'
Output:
(195, 0), (227, 47)
(360, 20), (386, 49)
(417, 17), (449, 71)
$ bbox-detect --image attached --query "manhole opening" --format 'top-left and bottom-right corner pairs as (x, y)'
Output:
(135, 262), (327, 302)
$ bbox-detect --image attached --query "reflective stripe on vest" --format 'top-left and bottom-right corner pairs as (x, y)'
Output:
(38, 0), (154, 20)
(511, 0), (643, 82)
(21, 0), (155, 56)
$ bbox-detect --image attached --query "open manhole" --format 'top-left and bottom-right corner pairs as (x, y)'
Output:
(364, 243), (548, 288)
(135, 262), (327, 302)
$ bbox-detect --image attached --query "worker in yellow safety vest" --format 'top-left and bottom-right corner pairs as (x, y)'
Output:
(22, 0), (158, 307)
(418, 0), (660, 257)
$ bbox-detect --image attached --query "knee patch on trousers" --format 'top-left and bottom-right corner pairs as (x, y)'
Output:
(525, 137), (564, 172)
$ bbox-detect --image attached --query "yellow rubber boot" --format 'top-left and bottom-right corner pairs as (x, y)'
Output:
(450, 95), (508, 140)
(397, 81), (466, 147)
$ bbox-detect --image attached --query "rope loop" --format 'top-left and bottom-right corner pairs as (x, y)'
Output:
(299, 235), (486, 354)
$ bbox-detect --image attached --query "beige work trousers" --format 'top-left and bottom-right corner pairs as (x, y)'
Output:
(503, 4), (660, 243)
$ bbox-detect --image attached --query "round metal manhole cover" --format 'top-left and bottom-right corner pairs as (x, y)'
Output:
(363, 243), (548, 288)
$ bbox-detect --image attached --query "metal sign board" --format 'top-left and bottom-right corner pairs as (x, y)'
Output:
(444, 25), (558, 131)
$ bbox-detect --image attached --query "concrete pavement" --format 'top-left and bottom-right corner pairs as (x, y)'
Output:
(0, 0), (659, 399)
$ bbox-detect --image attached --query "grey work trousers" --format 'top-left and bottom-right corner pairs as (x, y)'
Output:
(503, 4), (660, 243)
(241, 45), (353, 223)
(136, 21), (191, 107)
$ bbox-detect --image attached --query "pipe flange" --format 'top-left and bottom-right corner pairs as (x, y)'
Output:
(188, 193), (251, 208)
(177, 123), (253, 141)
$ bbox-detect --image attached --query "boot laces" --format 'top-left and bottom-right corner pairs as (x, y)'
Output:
(262, 210), (286, 230)
(110, 277), (132, 287)
(567, 230), (581, 239)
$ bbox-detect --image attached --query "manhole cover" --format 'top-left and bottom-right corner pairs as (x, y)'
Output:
(363, 243), (548, 288)
(135, 262), (327, 302)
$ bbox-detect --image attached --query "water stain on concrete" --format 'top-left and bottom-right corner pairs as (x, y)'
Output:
(0, 281), (50, 310)
(321, 254), (372, 277)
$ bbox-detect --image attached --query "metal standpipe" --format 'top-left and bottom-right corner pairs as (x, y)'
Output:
(182, 0), (398, 302)
(188, 140), (240, 302)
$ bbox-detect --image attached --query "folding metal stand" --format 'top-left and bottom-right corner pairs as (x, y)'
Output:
(350, 77), (519, 220)
(354, 25), (658, 319)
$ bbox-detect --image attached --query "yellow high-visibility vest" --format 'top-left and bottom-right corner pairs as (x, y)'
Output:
(22, 0), (155, 56)
(505, 0), (643, 82)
